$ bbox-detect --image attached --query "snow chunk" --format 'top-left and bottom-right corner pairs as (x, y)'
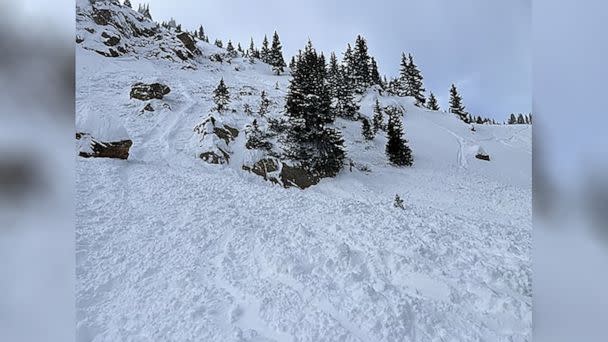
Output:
(76, 104), (129, 141)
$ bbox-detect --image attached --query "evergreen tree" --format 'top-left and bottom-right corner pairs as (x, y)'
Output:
(243, 103), (253, 116)
(476, 116), (484, 124)
(508, 113), (517, 124)
(528, 113), (533, 124)
(245, 119), (272, 151)
(517, 113), (525, 124)
(123, 0), (132, 8)
(198, 26), (205, 41)
(449, 84), (468, 122)
(175, 24), (182, 33)
(258, 90), (271, 116)
(212, 78), (230, 112)
(226, 40), (237, 58)
(248, 38), (257, 60)
(427, 92), (440, 110)
(361, 118), (374, 140)
(237, 43), (244, 55)
(372, 98), (384, 133)
(284, 40), (346, 177)
(334, 45), (359, 119)
(351, 35), (372, 92)
(214, 39), (223, 48)
(289, 56), (296, 71)
(269, 31), (287, 75)
(397, 53), (410, 96)
(385, 106), (413, 166)
(405, 54), (426, 106)
(393, 194), (405, 210)
(260, 35), (271, 63)
(369, 57), (382, 87)
(327, 52), (341, 99)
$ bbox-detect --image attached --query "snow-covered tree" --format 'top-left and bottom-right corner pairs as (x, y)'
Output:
(372, 98), (384, 133)
(361, 118), (374, 140)
(351, 35), (372, 92)
(369, 57), (382, 87)
(226, 40), (237, 58)
(214, 39), (223, 48)
(517, 113), (525, 124)
(245, 119), (272, 151)
(284, 40), (346, 177)
(269, 31), (286, 75)
(258, 90), (271, 116)
(260, 35), (271, 64)
(405, 54), (426, 106)
(123, 0), (132, 8)
(427, 92), (440, 110)
(213, 78), (230, 112)
(385, 106), (413, 166)
(449, 84), (468, 122)
(327, 52), (341, 99)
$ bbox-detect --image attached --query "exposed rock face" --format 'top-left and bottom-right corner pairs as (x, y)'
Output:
(176, 32), (199, 54)
(243, 158), (320, 189)
(101, 31), (121, 46)
(77, 132), (132, 160)
(194, 116), (239, 165)
(130, 82), (170, 101)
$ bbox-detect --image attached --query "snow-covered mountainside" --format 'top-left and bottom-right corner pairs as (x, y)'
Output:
(76, 1), (531, 341)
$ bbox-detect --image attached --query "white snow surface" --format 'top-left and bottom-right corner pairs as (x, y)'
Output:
(76, 5), (531, 341)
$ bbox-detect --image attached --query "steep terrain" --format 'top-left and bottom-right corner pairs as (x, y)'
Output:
(76, 1), (531, 341)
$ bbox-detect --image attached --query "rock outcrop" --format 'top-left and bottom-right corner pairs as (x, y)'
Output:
(130, 82), (171, 101)
(77, 132), (132, 160)
(243, 158), (320, 189)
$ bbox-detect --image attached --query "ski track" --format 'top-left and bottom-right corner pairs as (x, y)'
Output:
(76, 31), (531, 342)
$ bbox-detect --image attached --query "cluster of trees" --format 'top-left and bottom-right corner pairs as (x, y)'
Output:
(136, 3), (152, 20)
(385, 54), (426, 106)
(507, 113), (532, 125)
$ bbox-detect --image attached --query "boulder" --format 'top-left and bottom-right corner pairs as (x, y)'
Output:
(176, 32), (199, 54)
(200, 150), (229, 165)
(475, 146), (490, 161)
(76, 133), (132, 160)
(130, 82), (170, 101)
(243, 158), (320, 189)
(101, 31), (121, 46)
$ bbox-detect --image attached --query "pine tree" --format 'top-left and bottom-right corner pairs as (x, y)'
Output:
(260, 35), (271, 64)
(397, 53), (410, 97)
(369, 57), (382, 87)
(372, 98), (384, 133)
(237, 43), (244, 55)
(406, 54), (426, 106)
(334, 45), (359, 119)
(269, 31), (286, 75)
(198, 26), (205, 41)
(393, 194), (405, 210)
(427, 92), (440, 110)
(507, 113), (516, 124)
(476, 116), (484, 124)
(226, 40), (238, 58)
(214, 39), (223, 48)
(385, 106), (413, 166)
(123, 0), (132, 8)
(327, 52), (341, 99)
(289, 56), (296, 71)
(361, 118), (374, 140)
(213, 78), (230, 112)
(248, 38), (257, 61)
(258, 90), (271, 116)
(351, 35), (372, 92)
(517, 113), (525, 124)
(243, 103), (253, 116)
(245, 119), (272, 151)
(284, 40), (346, 177)
(449, 84), (468, 122)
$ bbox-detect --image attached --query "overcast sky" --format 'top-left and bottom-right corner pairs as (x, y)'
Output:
(131, 0), (530, 120)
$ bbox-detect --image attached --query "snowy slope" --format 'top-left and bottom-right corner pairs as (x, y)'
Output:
(76, 2), (531, 341)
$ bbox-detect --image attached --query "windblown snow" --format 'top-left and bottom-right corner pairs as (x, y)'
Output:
(76, 2), (531, 341)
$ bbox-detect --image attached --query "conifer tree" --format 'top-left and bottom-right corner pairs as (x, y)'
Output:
(284, 40), (346, 177)
(449, 84), (468, 122)
(327, 52), (341, 99)
(385, 106), (413, 166)
(427, 92), (440, 110)
(124, 0), (132, 8)
(361, 118), (374, 140)
(369, 57), (382, 87)
(226, 40), (237, 58)
(269, 31), (286, 75)
(289, 56), (296, 71)
(372, 98), (384, 133)
(351, 35), (372, 92)
(243, 103), (253, 116)
(398, 53), (410, 96)
(260, 35), (271, 63)
(507, 113), (516, 124)
(214, 39), (223, 48)
(213, 78), (230, 112)
(258, 90), (271, 116)
(476, 116), (484, 124)
(517, 113), (525, 124)
(198, 26), (205, 41)
(245, 119), (272, 151)
(237, 43), (244, 55)
(248, 38), (257, 60)
(334, 45), (359, 119)
(406, 54), (426, 106)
